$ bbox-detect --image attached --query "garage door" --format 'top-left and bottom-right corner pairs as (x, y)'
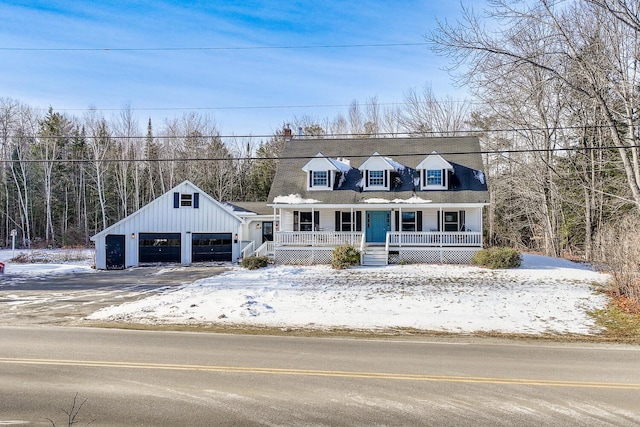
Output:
(192, 233), (232, 262)
(139, 233), (181, 263)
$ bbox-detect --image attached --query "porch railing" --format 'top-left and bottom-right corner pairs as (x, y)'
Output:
(240, 241), (255, 259)
(255, 241), (274, 257)
(275, 231), (481, 248)
(387, 231), (482, 247)
(275, 231), (363, 247)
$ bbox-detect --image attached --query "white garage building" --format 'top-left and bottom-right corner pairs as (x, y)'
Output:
(91, 181), (244, 269)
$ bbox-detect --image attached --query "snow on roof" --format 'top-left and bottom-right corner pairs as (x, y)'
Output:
(384, 157), (406, 172)
(391, 196), (432, 204)
(272, 194), (322, 204)
(362, 198), (391, 203)
(327, 157), (352, 173)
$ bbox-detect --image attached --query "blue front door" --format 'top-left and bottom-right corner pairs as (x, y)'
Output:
(366, 211), (390, 243)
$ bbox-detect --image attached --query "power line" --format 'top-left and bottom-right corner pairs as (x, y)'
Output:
(0, 42), (429, 52)
(1, 143), (637, 164)
(26, 98), (482, 114)
(9, 123), (635, 140)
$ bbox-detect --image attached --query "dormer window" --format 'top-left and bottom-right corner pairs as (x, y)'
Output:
(426, 169), (443, 186)
(302, 152), (352, 191)
(369, 170), (384, 186)
(358, 152), (403, 192)
(416, 151), (454, 191)
(312, 171), (328, 187)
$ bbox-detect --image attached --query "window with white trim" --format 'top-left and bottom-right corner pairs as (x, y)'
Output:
(312, 171), (328, 187)
(426, 170), (442, 186)
(444, 211), (459, 231)
(180, 193), (193, 207)
(369, 170), (384, 186)
(401, 212), (416, 232)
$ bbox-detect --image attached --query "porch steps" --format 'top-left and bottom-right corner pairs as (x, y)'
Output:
(361, 247), (389, 266)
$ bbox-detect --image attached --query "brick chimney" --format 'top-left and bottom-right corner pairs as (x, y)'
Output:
(284, 124), (292, 141)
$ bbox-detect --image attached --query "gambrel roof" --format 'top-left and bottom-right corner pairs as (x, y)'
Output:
(267, 136), (489, 205)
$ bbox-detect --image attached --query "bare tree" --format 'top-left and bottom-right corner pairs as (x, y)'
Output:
(112, 105), (142, 216)
(429, 0), (640, 211)
(5, 102), (39, 247)
(84, 109), (111, 231)
(0, 98), (18, 246)
(400, 85), (471, 136)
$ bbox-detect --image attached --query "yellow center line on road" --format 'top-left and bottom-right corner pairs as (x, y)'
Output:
(1, 357), (639, 390)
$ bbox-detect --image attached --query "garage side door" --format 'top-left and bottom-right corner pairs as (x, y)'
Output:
(105, 234), (125, 270)
(192, 233), (232, 262)
(139, 233), (181, 263)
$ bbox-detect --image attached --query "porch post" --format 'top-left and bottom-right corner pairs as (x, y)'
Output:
(398, 207), (402, 248)
(273, 207), (278, 255)
(350, 206), (354, 246)
(312, 206), (316, 248)
(479, 206), (484, 248)
(439, 207), (443, 262)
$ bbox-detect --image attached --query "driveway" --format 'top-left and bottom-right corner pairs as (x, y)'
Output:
(0, 265), (229, 326)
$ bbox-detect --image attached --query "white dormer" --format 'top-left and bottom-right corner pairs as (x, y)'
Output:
(416, 151), (454, 190)
(358, 152), (403, 191)
(302, 152), (352, 191)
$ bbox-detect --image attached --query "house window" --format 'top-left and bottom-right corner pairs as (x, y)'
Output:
(335, 211), (362, 232)
(180, 193), (193, 207)
(401, 212), (416, 232)
(312, 171), (328, 187)
(300, 212), (313, 231)
(444, 211), (459, 232)
(426, 170), (442, 186)
(294, 211), (319, 231)
(369, 170), (384, 186)
(341, 212), (352, 231)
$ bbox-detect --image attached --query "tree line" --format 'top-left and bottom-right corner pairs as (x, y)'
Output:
(0, 88), (464, 249)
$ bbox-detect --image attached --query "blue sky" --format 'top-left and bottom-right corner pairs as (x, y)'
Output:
(1, 1), (475, 136)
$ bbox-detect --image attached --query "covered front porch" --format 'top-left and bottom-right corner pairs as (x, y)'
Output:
(270, 204), (485, 265)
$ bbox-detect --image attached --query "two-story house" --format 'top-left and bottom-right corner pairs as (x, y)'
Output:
(267, 136), (489, 265)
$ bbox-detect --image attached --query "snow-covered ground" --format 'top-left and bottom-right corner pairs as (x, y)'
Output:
(0, 249), (610, 335)
(0, 248), (94, 275)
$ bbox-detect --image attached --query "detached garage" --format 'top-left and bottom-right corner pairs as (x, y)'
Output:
(91, 181), (243, 269)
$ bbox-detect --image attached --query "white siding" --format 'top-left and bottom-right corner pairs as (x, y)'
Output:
(319, 211), (333, 231)
(303, 156), (335, 171)
(424, 210), (439, 231)
(464, 207), (482, 232)
(92, 181), (242, 269)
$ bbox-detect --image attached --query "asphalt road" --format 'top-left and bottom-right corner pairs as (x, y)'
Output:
(1, 326), (639, 426)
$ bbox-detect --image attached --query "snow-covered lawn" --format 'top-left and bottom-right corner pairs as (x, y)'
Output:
(84, 254), (610, 335)
(0, 249), (610, 334)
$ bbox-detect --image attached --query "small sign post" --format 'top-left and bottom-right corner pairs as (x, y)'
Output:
(10, 229), (16, 259)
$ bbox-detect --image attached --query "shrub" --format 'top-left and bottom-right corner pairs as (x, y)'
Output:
(471, 247), (522, 269)
(331, 244), (361, 269)
(240, 256), (270, 270)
